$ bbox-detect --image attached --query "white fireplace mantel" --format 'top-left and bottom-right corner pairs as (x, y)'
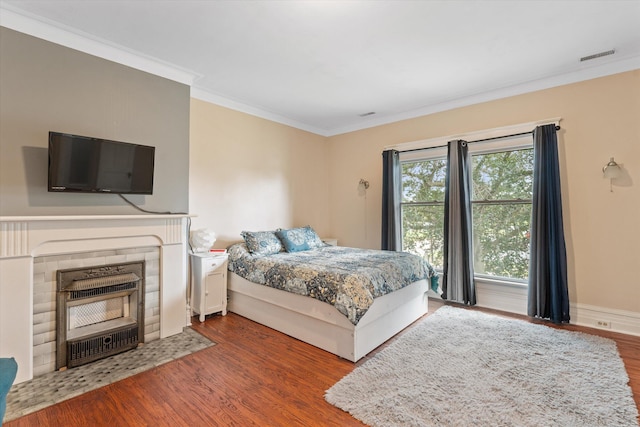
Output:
(0, 214), (190, 384)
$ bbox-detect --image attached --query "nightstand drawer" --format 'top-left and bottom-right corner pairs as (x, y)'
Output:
(205, 257), (227, 271)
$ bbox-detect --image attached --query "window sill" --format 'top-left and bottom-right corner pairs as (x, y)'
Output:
(475, 276), (527, 289)
(433, 270), (527, 289)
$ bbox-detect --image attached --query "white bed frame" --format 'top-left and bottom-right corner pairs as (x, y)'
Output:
(227, 272), (429, 362)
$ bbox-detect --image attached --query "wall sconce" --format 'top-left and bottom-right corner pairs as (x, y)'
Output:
(602, 157), (622, 192)
(359, 179), (370, 190)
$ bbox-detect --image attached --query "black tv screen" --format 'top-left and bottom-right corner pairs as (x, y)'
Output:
(48, 132), (155, 195)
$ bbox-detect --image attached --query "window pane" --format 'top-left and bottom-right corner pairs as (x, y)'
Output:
(472, 149), (533, 200)
(472, 203), (531, 280)
(401, 204), (444, 270)
(401, 159), (446, 203)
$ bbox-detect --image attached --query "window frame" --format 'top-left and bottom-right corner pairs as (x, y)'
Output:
(399, 134), (534, 285)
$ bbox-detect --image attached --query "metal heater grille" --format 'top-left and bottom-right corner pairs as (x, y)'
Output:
(68, 281), (138, 301)
(67, 325), (140, 368)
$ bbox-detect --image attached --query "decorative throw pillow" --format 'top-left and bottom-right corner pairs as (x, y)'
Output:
(241, 230), (282, 255)
(304, 226), (326, 249)
(276, 226), (325, 252)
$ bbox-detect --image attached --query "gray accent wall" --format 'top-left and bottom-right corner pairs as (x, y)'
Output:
(0, 27), (190, 216)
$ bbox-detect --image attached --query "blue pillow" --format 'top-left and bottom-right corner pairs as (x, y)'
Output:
(241, 230), (282, 255)
(276, 226), (324, 253)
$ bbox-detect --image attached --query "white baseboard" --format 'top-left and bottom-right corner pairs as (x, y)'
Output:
(452, 280), (640, 337)
(571, 303), (640, 337)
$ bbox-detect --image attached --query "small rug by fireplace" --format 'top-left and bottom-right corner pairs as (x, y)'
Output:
(4, 328), (214, 422)
(325, 306), (639, 427)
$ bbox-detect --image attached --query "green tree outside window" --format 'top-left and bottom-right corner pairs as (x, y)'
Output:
(401, 148), (533, 281)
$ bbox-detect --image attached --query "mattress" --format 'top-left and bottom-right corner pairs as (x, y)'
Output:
(227, 242), (437, 325)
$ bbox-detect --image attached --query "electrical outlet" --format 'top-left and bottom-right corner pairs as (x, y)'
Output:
(596, 320), (611, 329)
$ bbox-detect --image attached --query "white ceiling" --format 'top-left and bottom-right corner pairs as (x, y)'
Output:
(2, 0), (640, 136)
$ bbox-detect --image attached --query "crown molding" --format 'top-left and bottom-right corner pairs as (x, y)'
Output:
(196, 53), (639, 138)
(2, 3), (638, 138)
(190, 87), (331, 137)
(328, 55), (640, 137)
(0, 4), (199, 86)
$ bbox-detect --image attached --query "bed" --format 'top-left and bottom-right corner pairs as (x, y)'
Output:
(226, 227), (438, 362)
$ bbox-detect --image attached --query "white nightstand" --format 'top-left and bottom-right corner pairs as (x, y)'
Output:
(190, 252), (229, 322)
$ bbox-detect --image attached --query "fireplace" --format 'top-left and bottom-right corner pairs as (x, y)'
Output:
(0, 214), (190, 384)
(56, 261), (145, 370)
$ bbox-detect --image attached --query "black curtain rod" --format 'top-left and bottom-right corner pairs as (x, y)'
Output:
(397, 125), (561, 154)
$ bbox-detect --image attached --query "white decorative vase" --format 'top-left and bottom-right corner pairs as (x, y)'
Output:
(190, 229), (217, 253)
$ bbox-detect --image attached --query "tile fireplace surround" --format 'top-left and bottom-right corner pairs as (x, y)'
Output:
(0, 215), (190, 384)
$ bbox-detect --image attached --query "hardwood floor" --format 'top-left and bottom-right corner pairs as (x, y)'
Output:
(6, 302), (640, 426)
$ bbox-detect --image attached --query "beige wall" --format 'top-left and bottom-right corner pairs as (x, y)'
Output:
(189, 71), (638, 315)
(189, 99), (330, 248)
(327, 70), (640, 314)
(0, 28), (190, 215)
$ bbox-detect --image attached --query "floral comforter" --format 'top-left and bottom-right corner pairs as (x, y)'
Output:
(227, 243), (437, 325)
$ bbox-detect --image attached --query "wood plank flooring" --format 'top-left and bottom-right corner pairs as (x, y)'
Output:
(6, 302), (640, 426)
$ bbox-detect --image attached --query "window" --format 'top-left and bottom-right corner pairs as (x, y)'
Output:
(400, 138), (533, 283)
(401, 158), (446, 270)
(470, 149), (533, 281)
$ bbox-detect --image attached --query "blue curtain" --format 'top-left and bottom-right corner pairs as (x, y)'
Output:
(381, 150), (401, 251)
(442, 140), (476, 305)
(528, 124), (570, 323)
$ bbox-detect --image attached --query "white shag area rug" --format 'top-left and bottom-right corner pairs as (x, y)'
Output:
(325, 306), (639, 427)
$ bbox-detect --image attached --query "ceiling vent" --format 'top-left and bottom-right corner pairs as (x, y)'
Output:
(580, 49), (616, 62)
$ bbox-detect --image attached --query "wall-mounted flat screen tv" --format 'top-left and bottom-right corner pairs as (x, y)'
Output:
(48, 132), (155, 194)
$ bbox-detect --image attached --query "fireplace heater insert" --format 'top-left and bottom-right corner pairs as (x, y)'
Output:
(56, 261), (145, 370)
